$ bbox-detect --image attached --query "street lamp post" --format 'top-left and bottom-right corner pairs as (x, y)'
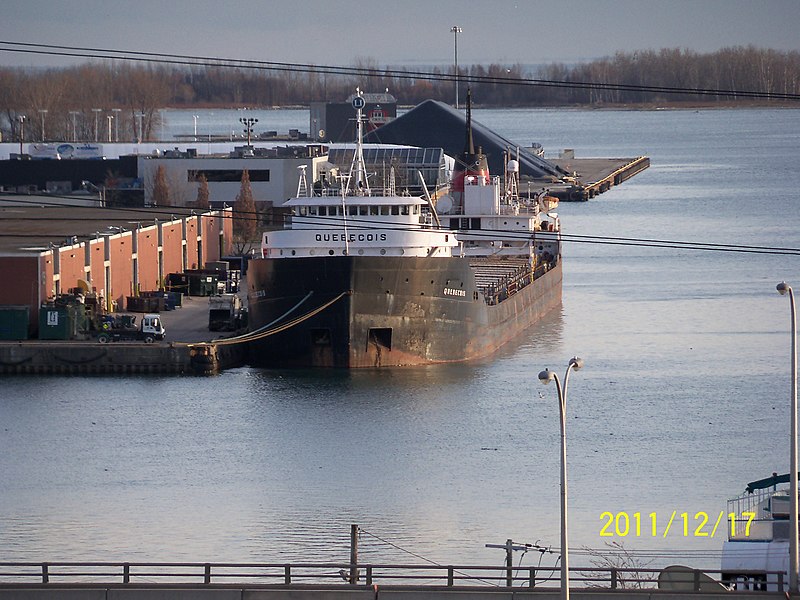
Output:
(38, 109), (48, 141)
(17, 115), (26, 156)
(135, 112), (145, 143)
(450, 25), (462, 109)
(69, 111), (80, 142)
(539, 357), (584, 600)
(777, 281), (798, 593)
(240, 117), (258, 146)
(112, 108), (122, 142)
(91, 108), (102, 142)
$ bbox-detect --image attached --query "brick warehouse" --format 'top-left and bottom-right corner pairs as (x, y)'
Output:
(0, 204), (233, 335)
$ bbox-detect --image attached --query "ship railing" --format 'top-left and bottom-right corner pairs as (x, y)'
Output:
(726, 486), (790, 541)
(728, 486), (785, 515)
(481, 263), (533, 306)
(533, 257), (556, 281)
(0, 561), (784, 590)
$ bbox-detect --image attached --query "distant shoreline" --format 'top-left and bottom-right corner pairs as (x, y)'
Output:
(159, 100), (798, 111)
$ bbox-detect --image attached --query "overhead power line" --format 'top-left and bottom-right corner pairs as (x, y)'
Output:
(1, 40), (798, 101)
(1, 194), (799, 257)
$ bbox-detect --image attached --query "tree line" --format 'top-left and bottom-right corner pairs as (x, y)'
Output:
(1, 45), (798, 143)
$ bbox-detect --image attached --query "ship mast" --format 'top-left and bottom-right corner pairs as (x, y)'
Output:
(465, 88), (475, 155)
(346, 88), (371, 197)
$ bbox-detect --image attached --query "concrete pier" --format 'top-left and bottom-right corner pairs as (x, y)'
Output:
(0, 297), (248, 376)
(546, 156), (650, 201)
(0, 339), (246, 376)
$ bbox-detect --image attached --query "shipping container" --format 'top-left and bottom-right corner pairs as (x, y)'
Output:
(38, 304), (82, 340)
(0, 305), (30, 340)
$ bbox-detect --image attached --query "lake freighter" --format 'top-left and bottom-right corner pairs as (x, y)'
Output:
(245, 91), (562, 367)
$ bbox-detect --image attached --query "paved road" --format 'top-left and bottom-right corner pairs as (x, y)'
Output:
(159, 296), (241, 344)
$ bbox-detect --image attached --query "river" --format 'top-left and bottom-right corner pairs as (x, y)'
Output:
(1, 106), (798, 574)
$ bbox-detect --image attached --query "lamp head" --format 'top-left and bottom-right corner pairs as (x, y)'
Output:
(538, 368), (555, 385)
(778, 281), (791, 296)
(568, 357), (584, 371)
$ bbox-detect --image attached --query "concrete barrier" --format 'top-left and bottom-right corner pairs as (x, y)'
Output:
(0, 587), (783, 600)
(109, 589), (243, 600)
(0, 590), (107, 600)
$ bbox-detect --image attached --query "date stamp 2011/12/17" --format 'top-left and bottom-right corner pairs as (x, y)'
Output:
(599, 511), (756, 538)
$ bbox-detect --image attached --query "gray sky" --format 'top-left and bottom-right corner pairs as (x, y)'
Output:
(1, 0), (798, 68)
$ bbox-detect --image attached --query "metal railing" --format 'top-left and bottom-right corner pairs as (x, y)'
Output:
(0, 562), (785, 591)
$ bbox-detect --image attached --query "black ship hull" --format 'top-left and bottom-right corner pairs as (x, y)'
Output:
(246, 256), (561, 368)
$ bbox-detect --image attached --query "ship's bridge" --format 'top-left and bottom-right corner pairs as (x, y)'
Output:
(283, 195), (431, 230)
(262, 195), (458, 259)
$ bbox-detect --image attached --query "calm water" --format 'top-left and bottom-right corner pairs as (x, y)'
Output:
(2, 107), (799, 573)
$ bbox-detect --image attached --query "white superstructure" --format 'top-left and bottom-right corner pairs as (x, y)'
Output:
(722, 476), (795, 591)
(261, 89), (457, 259)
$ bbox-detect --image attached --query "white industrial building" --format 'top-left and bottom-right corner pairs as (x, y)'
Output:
(136, 145), (331, 209)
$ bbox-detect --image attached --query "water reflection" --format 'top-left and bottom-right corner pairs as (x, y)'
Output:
(1, 108), (798, 572)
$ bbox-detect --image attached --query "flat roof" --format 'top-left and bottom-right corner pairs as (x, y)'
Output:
(0, 200), (211, 257)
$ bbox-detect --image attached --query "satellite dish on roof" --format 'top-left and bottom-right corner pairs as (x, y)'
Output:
(657, 566), (729, 591)
(318, 129), (326, 139)
(436, 195), (453, 215)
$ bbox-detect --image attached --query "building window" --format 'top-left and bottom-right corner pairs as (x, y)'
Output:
(188, 169), (270, 182)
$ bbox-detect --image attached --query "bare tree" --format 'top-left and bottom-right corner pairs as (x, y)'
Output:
(2, 47), (800, 143)
(195, 173), (210, 209)
(584, 541), (655, 589)
(234, 169), (257, 242)
(152, 165), (171, 207)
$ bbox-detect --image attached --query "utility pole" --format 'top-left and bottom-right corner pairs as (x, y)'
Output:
(451, 26), (463, 109)
(349, 524), (359, 584)
(486, 539), (529, 587)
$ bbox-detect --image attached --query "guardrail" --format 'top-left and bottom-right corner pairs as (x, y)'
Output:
(0, 562), (785, 591)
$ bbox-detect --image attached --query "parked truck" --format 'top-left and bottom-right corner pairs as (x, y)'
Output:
(96, 313), (166, 343)
(208, 294), (242, 331)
